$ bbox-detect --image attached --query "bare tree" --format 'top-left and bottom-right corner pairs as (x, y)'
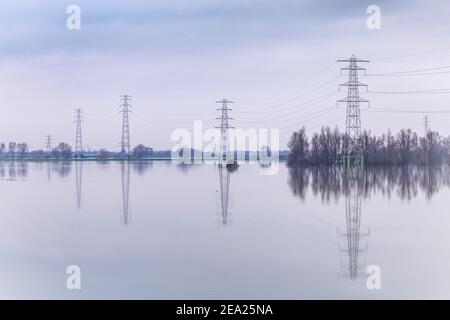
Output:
(8, 142), (17, 159)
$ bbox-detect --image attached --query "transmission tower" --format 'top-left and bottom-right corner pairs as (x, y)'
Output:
(45, 135), (53, 152)
(338, 55), (369, 168)
(424, 115), (429, 135)
(120, 95), (132, 156)
(215, 98), (234, 164)
(74, 108), (84, 157)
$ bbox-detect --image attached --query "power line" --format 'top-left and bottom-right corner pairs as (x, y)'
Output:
(372, 46), (450, 63)
(370, 70), (450, 77)
(278, 106), (339, 130)
(367, 88), (450, 94)
(364, 107), (450, 114)
(304, 115), (347, 132)
(236, 76), (339, 114)
(235, 92), (338, 124)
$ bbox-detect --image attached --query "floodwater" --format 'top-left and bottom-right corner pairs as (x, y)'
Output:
(1, 161), (450, 299)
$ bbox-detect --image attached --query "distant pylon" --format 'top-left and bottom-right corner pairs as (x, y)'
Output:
(424, 115), (429, 135)
(338, 55), (369, 168)
(45, 135), (53, 152)
(120, 95), (132, 155)
(74, 108), (84, 157)
(215, 98), (234, 163)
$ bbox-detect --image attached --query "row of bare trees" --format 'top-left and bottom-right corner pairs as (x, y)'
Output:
(288, 127), (450, 165)
(0, 142), (29, 159)
(0, 141), (153, 160)
(0, 142), (73, 159)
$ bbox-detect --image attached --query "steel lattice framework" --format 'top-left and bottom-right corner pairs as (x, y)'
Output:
(120, 95), (132, 155)
(338, 55), (369, 166)
(74, 108), (84, 157)
(215, 98), (234, 162)
(45, 135), (52, 152)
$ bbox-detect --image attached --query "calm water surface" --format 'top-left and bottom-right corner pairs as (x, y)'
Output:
(1, 161), (450, 299)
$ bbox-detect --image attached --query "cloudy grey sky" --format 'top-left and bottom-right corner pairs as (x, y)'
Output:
(1, 0), (450, 150)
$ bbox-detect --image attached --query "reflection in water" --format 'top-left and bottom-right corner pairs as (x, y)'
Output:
(121, 161), (131, 226)
(0, 162), (4, 180)
(52, 162), (72, 178)
(75, 162), (83, 210)
(217, 164), (237, 225)
(0, 162), (29, 180)
(9, 162), (16, 180)
(132, 161), (153, 176)
(288, 165), (450, 282)
(338, 168), (369, 280)
(46, 162), (51, 181)
(17, 162), (28, 178)
(288, 165), (450, 202)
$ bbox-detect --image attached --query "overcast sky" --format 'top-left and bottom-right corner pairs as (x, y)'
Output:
(1, 0), (450, 150)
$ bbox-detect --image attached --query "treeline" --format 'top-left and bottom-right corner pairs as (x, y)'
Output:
(0, 142), (155, 160)
(288, 127), (450, 165)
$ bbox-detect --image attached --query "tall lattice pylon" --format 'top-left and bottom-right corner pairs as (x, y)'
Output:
(338, 55), (369, 168)
(215, 98), (234, 164)
(120, 95), (132, 155)
(45, 135), (53, 152)
(74, 108), (84, 157)
(424, 115), (429, 135)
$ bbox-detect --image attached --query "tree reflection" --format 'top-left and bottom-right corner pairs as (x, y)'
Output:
(131, 161), (153, 176)
(288, 166), (450, 201)
(0, 162), (30, 180)
(51, 162), (72, 178)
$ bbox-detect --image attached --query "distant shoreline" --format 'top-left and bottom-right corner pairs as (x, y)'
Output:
(0, 157), (288, 162)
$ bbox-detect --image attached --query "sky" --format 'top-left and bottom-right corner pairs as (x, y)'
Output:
(1, 0), (450, 151)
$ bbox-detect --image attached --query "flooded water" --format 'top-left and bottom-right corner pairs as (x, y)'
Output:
(1, 161), (450, 299)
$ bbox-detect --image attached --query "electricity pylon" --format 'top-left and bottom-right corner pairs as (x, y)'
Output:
(74, 108), (84, 157)
(338, 55), (369, 169)
(215, 98), (234, 164)
(120, 95), (132, 156)
(424, 115), (429, 135)
(45, 135), (53, 152)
